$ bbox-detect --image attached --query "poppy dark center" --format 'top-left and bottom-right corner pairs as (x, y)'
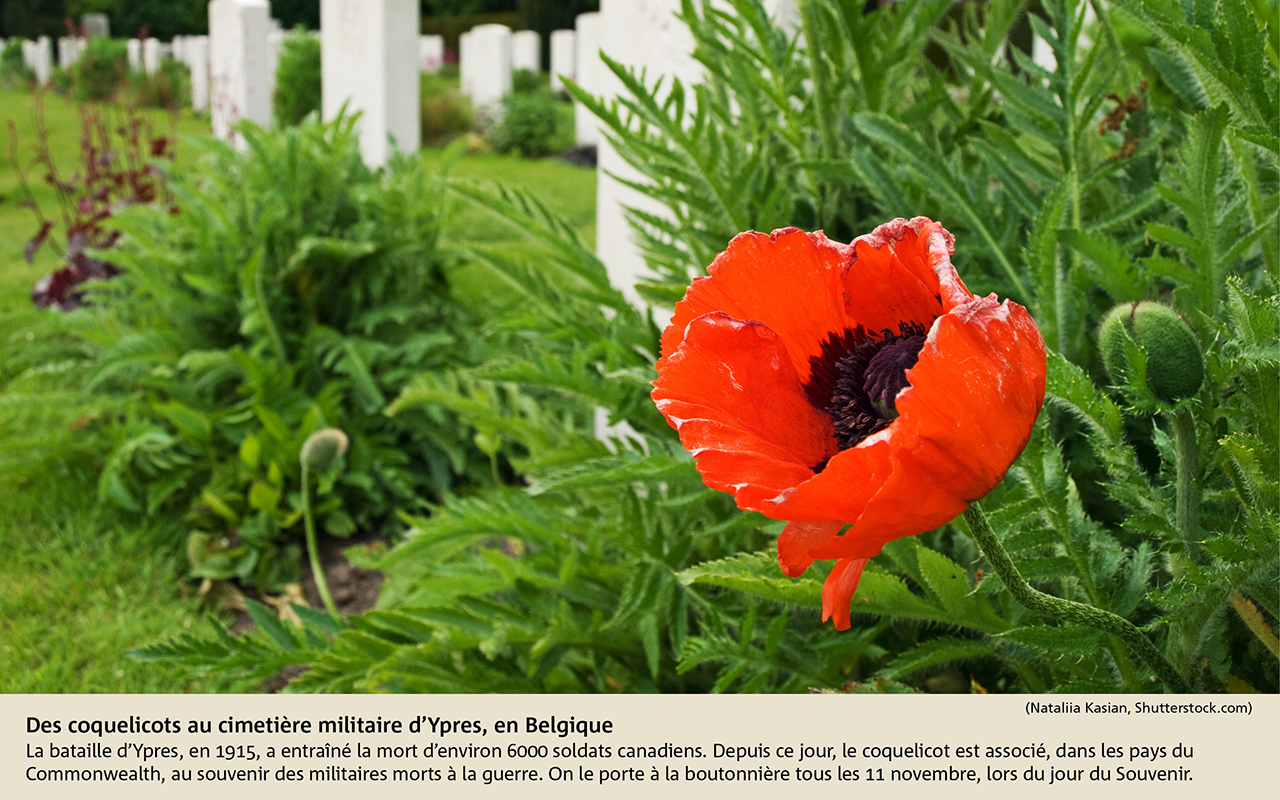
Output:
(806, 321), (929, 464)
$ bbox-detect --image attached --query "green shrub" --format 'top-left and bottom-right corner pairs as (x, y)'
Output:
(5, 115), (492, 591)
(49, 66), (71, 95)
(511, 68), (541, 95)
(273, 30), (321, 127)
(419, 72), (473, 145)
(0, 39), (34, 89)
(489, 91), (558, 157)
(119, 59), (190, 109)
(66, 37), (129, 102)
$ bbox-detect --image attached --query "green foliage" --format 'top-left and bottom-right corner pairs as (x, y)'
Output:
(64, 35), (127, 101)
(1, 115), (492, 591)
(0, 38), (34, 89)
(273, 30), (321, 127)
(143, 0), (1279, 694)
(420, 71), (474, 145)
(511, 67), (541, 95)
(118, 57), (189, 109)
(490, 90), (559, 157)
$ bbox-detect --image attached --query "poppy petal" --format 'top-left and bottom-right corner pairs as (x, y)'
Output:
(840, 218), (957, 332)
(652, 311), (836, 511)
(778, 519), (844, 577)
(844, 217), (973, 319)
(894, 296), (1046, 500)
(821, 557), (869, 631)
(764, 433), (895, 526)
(659, 229), (855, 387)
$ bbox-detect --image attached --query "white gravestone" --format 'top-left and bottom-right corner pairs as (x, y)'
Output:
(467, 24), (511, 111)
(209, 0), (272, 143)
(57, 37), (74, 69)
(587, 0), (704, 446)
(188, 36), (210, 112)
(33, 37), (52, 86)
(458, 30), (473, 95)
(267, 29), (286, 111)
(588, 0), (795, 306)
(549, 29), (574, 92)
(21, 40), (35, 71)
(81, 13), (110, 38)
(419, 35), (443, 72)
(172, 36), (185, 64)
(126, 38), (141, 71)
(511, 30), (540, 73)
(593, 0), (702, 310)
(142, 38), (160, 74)
(573, 12), (602, 146)
(321, 0), (421, 168)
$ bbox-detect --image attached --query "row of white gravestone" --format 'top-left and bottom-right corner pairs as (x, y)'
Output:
(20, 38), (53, 86)
(453, 14), (601, 147)
(454, 24), (584, 115)
(449, 12), (654, 150)
(207, 0), (440, 166)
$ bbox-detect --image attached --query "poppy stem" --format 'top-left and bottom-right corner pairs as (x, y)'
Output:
(961, 502), (1187, 694)
(1170, 405), (1202, 565)
(301, 461), (342, 621)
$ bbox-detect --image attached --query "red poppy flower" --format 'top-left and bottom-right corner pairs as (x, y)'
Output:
(652, 218), (1046, 629)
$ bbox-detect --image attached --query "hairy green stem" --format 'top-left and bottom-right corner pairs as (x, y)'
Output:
(963, 503), (1187, 693)
(301, 462), (342, 620)
(1170, 406), (1202, 564)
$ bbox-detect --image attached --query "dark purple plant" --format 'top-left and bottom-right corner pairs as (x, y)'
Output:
(10, 90), (177, 310)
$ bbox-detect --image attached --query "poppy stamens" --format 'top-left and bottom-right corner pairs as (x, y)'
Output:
(825, 321), (929, 453)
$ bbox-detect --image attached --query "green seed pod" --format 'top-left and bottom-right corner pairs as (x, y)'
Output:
(1097, 301), (1204, 403)
(300, 428), (349, 472)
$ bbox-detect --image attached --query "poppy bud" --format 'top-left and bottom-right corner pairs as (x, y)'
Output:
(300, 428), (349, 472)
(1098, 301), (1204, 403)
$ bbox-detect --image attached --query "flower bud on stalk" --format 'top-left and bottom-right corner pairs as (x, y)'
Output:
(301, 428), (349, 472)
(1098, 301), (1204, 403)
(300, 428), (349, 620)
(1099, 301), (1205, 569)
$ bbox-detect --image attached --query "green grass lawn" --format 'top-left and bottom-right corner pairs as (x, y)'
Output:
(425, 146), (597, 315)
(0, 87), (596, 692)
(0, 89), (235, 693)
